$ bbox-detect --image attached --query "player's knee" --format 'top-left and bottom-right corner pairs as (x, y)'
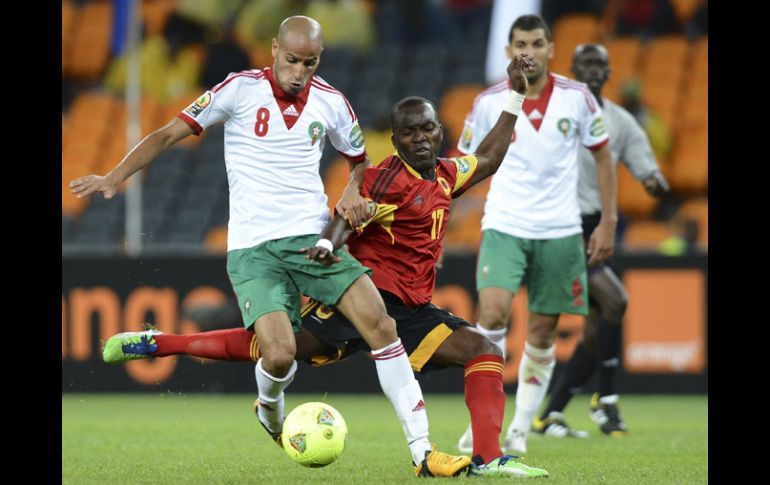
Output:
(529, 322), (556, 348)
(371, 315), (398, 343)
(260, 346), (296, 376)
(602, 294), (628, 322)
(478, 337), (502, 358)
(478, 304), (510, 330)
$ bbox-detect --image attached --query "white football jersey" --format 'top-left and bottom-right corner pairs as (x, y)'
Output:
(178, 68), (366, 251)
(458, 73), (609, 239)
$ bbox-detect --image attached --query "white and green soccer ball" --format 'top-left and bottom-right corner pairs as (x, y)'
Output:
(281, 402), (348, 467)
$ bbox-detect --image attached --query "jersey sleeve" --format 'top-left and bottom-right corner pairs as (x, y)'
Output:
(448, 154), (480, 198)
(353, 168), (399, 234)
(176, 72), (241, 135)
(578, 91), (610, 151)
(327, 94), (367, 164)
(457, 95), (492, 155)
(618, 109), (659, 180)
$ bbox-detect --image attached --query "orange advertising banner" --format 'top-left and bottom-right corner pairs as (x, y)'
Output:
(623, 270), (706, 373)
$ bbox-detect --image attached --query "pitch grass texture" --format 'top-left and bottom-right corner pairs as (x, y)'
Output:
(63, 394), (707, 484)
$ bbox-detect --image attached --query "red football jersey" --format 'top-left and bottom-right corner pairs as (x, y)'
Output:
(347, 153), (479, 307)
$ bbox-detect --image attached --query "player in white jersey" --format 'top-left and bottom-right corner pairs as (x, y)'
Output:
(70, 16), (470, 476)
(455, 15), (617, 456)
(533, 43), (670, 439)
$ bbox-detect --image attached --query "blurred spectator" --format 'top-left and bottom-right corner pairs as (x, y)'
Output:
(379, 0), (490, 47)
(615, 0), (680, 37)
(306, 0), (374, 52)
(200, 28), (251, 89)
(234, 0), (308, 66)
(540, 0), (606, 25)
(176, 0), (245, 30)
(620, 79), (673, 161)
(685, 0), (708, 38)
(103, 13), (206, 101)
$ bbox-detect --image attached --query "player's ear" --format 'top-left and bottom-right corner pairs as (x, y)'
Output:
(390, 134), (396, 148)
(548, 41), (554, 61)
(271, 38), (279, 58)
(505, 44), (513, 60)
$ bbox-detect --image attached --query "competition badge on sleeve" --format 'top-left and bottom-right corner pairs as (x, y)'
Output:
(184, 92), (212, 118)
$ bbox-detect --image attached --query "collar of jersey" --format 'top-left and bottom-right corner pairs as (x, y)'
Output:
(262, 67), (311, 103)
(394, 152), (434, 180)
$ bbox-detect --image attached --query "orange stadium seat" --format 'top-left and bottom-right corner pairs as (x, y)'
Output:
(639, 36), (689, 92)
(141, 0), (179, 36)
(67, 1), (113, 80)
(439, 85), (485, 147)
(617, 164), (658, 218)
(680, 84), (708, 133)
(550, 14), (602, 76)
(622, 220), (674, 249)
(676, 197), (708, 245)
(99, 96), (165, 175)
(62, 0), (79, 73)
(603, 37), (642, 103)
(204, 225), (228, 254)
(63, 92), (119, 176)
(669, 129), (707, 194)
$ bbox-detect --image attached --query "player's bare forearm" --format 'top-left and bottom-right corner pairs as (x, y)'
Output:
(588, 144), (617, 265)
(109, 119), (193, 182)
(299, 214), (354, 265)
(69, 118), (193, 199)
(594, 144), (618, 227)
(336, 158), (371, 228)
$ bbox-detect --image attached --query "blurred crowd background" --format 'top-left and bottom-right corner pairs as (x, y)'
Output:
(61, 0), (708, 257)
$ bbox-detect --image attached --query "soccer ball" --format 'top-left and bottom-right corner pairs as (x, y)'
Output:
(281, 402), (348, 467)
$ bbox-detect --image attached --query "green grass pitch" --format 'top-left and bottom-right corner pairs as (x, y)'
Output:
(62, 393), (707, 484)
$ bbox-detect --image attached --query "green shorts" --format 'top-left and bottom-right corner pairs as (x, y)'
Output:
(226, 234), (371, 331)
(476, 229), (588, 315)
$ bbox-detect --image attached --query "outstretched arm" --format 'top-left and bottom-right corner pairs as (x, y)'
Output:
(69, 118), (194, 199)
(467, 54), (533, 187)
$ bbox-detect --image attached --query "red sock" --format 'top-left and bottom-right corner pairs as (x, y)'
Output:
(464, 354), (505, 464)
(155, 328), (258, 361)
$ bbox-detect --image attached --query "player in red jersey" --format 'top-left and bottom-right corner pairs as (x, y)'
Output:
(102, 55), (548, 478)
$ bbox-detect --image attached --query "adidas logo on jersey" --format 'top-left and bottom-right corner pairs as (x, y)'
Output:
(528, 109), (543, 120)
(283, 104), (299, 117)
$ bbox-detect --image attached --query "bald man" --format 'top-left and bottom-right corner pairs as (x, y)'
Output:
(71, 16), (470, 476)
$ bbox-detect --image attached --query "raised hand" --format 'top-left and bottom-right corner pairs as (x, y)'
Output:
(507, 54), (534, 94)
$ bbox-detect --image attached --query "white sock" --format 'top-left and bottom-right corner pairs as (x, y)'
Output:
(372, 339), (431, 464)
(475, 324), (508, 360)
(508, 342), (555, 436)
(599, 394), (619, 405)
(254, 358), (297, 433)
